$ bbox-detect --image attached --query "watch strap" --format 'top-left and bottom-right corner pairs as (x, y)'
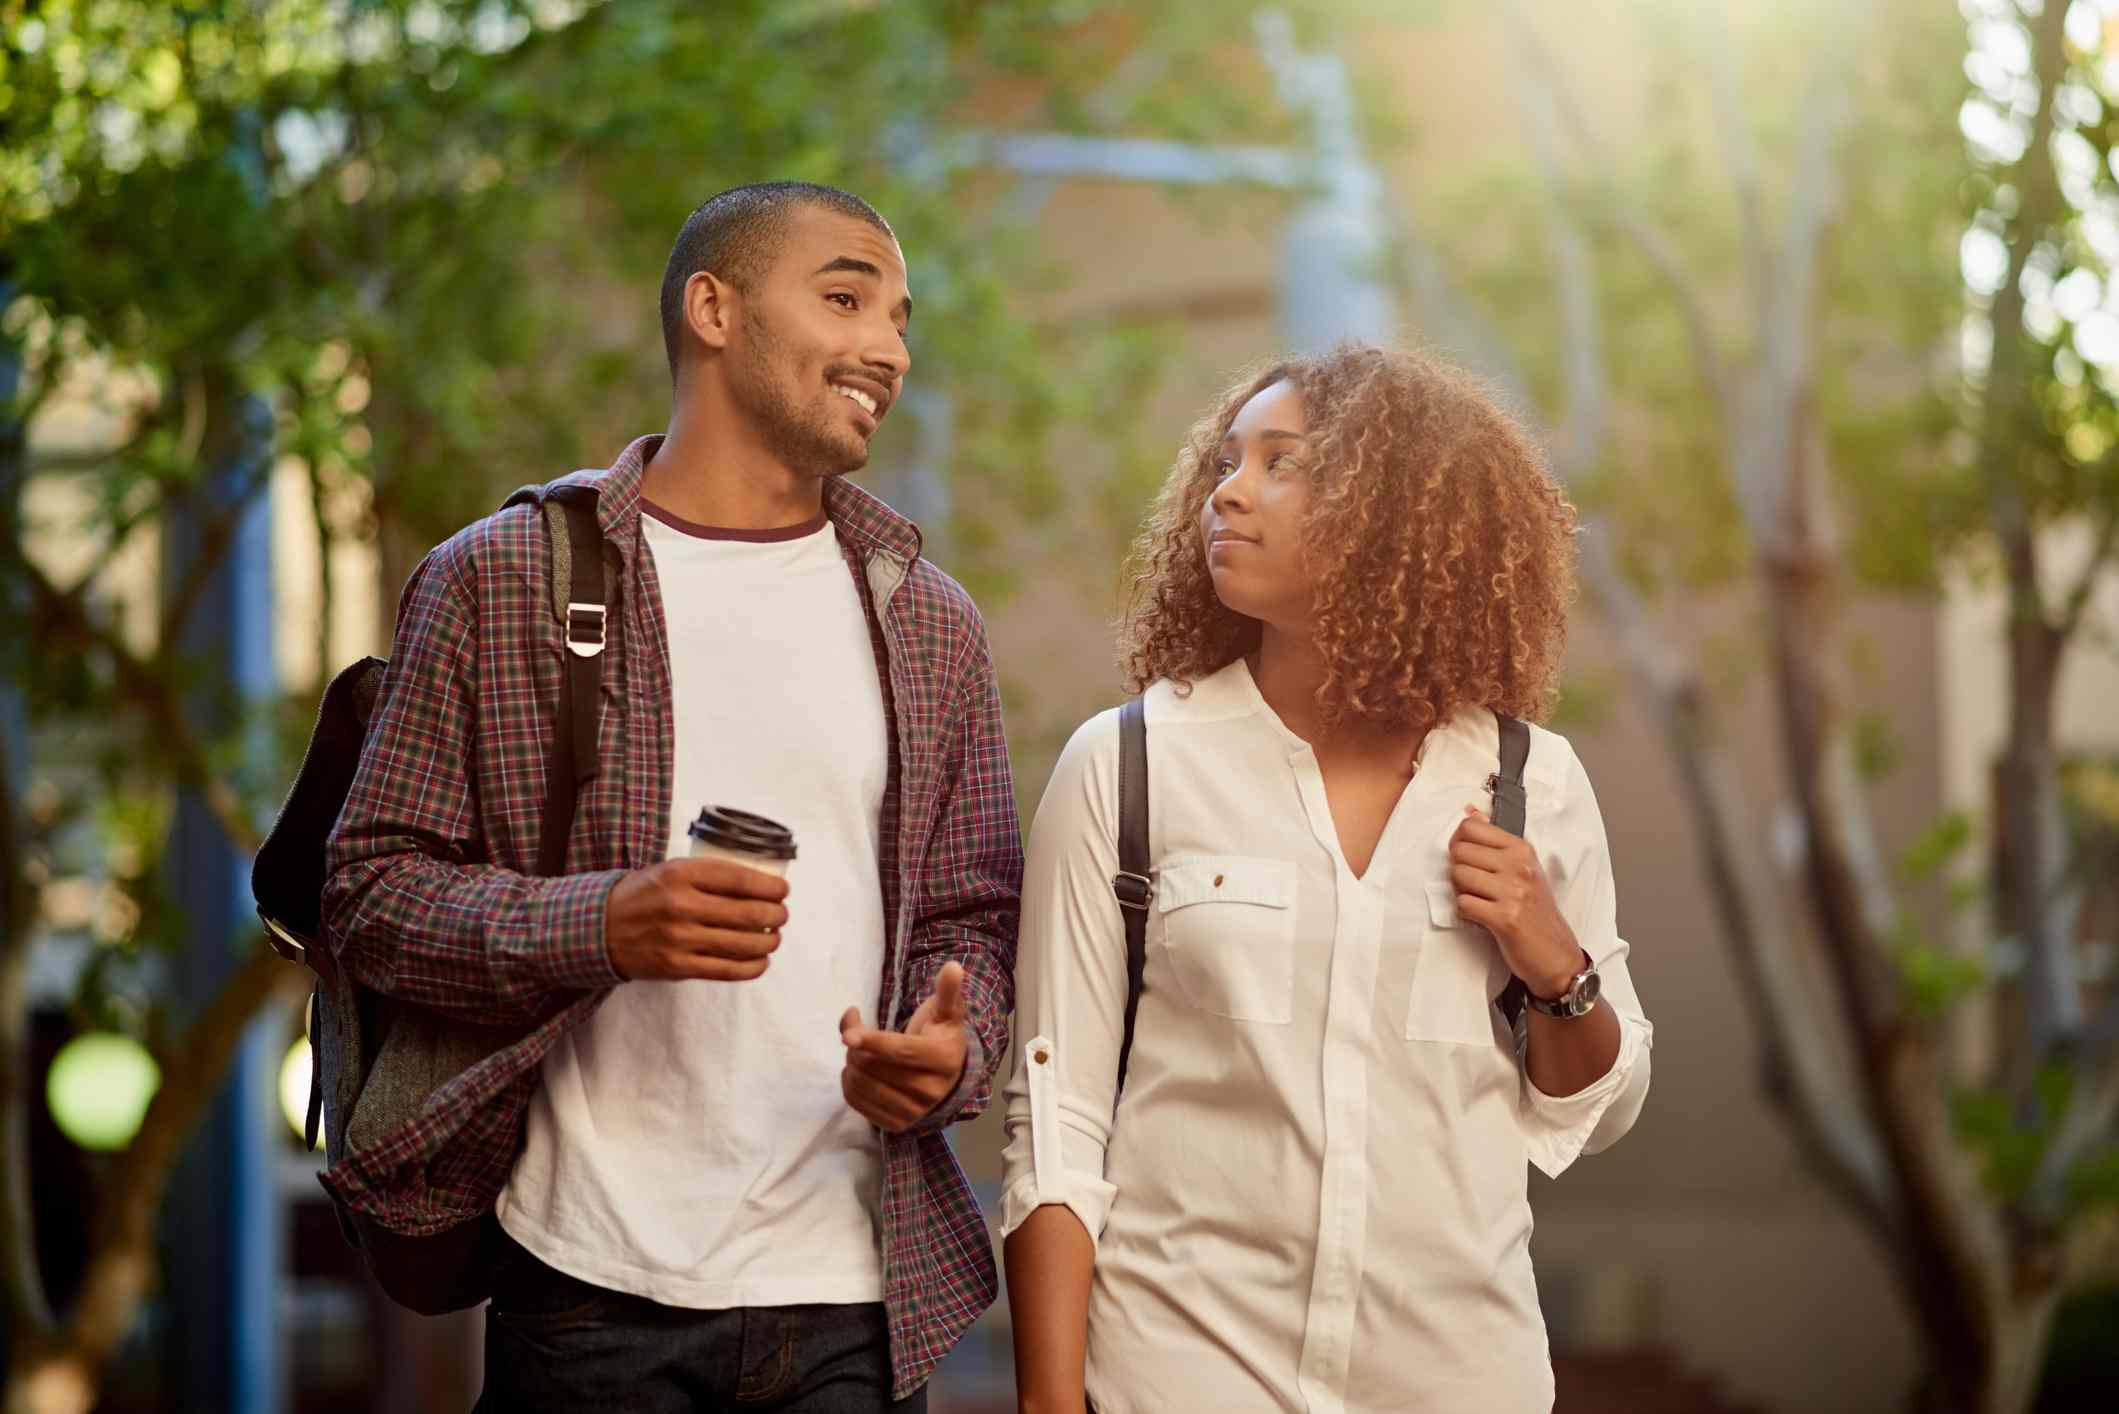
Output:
(1524, 951), (1598, 1018)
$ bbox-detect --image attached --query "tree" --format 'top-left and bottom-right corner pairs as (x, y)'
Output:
(0, 2), (1207, 1407)
(1390, 1), (2119, 1408)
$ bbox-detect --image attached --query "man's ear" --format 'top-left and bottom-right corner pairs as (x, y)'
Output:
(686, 269), (736, 353)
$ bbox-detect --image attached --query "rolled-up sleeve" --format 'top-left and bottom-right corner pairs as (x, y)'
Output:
(897, 602), (1021, 1134)
(1000, 712), (1126, 1247)
(1519, 741), (1653, 1179)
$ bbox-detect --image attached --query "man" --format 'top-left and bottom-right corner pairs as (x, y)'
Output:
(323, 182), (1020, 1411)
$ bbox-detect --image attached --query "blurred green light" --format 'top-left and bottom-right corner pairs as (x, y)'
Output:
(46, 1033), (160, 1152)
(280, 1037), (320, 1150)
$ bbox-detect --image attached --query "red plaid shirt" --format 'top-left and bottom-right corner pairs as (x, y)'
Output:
(321, 435), (1021, 1396)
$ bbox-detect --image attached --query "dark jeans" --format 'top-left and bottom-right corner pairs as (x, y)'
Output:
(473, 1232), (924, 1413)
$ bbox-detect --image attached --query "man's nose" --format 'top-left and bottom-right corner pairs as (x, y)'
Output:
(864, 327), (910, 380)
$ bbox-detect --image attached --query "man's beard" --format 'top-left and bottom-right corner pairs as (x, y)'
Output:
(735, 306), (868, 478)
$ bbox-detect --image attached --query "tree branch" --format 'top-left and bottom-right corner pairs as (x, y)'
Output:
(1, 355), (60, 446)
(60, 941), (301, 1371)
(308, 456), (336, 694)
(1384, 218), (1537, 416)
(0, 669), (54, 1346)
(2022, 1010), (2119, 1235)
(1743, 14), (1867, 554)
(23, 561), (260, 857)
(25, 407), (192, 607)
(1584, 532), (1902, 1236)
(1740, 0), (1904, 1046)
(156, 452), (274, 652)
(1477, 3), (1901, 1242)
(1976, 0), (2071, 564)
(1697, 0), (1772, 326)
(2020, 889), (2119, 1235)
(1604, 196), (1737, 428)
(0, 942), (50, 1346)
(1978, 0), (2084, 1063)
(1526, 0), (2018, 1351)
(1761, 551), (1902, 1049)
(2053, 499), (2119, 644)
(1506, 39), (1606, 471)
(0, 340), (54, 1341)
(1500, 0), (1734, 433)
(1728, 11), (2042, 1362)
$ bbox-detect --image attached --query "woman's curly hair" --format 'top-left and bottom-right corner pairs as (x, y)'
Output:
(1120, 344), (1579, 733)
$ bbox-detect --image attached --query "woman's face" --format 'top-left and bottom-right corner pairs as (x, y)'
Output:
(1199, 378), (1314, 629)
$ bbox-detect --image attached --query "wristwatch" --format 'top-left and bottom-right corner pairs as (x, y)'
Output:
(1524, 952), (1601, 1019)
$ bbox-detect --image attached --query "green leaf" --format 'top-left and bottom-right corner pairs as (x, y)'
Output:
(1900, 811), (1975, 883)
(1892, 923), (1986, 1018)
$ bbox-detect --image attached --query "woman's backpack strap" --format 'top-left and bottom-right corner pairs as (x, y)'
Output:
(1111, 696), (1152, 1100)
(1491, 713), (1533, 1027)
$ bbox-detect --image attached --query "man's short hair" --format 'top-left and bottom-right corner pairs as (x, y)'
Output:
(659, 181), (894, 377)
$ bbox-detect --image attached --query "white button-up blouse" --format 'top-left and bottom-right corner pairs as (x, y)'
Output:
(1001, 660), (1652, 1414)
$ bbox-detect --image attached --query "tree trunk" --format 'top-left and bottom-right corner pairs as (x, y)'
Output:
(1907, 1288), (2060, 1414)
(1996, 595), (2075, 1064)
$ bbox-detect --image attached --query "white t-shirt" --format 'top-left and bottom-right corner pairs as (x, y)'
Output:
(499, 503), (891, 1308)
(1000, 659), (1653, 1414)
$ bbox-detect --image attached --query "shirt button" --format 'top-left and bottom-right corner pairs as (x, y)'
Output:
(1214, 874), (1225, 887)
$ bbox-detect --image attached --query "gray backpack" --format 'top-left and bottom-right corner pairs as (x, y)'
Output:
(250, 479), (606, 1313)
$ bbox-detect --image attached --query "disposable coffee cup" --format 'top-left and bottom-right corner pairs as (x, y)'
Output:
(687, 805), (797, 880)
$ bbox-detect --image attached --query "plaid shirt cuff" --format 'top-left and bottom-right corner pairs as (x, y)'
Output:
(910, 1029), (985, 1136)
(505, 868), (627, 994)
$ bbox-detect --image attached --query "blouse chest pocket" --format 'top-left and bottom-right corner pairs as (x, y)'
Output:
(1154, 855), (1297, 1025)
(1404, 880), (1512, 1047)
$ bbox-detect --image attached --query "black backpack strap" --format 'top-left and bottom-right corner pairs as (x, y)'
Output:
(543, 491), (606, 877)
(1111, 696), (1152, 1100)
(303, 987), (324, 1150)
(503, 481), (607, 878)
(1491, 713), (1533, 1028)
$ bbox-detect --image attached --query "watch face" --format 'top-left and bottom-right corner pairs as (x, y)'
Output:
(1571, 969), (1603, 1016)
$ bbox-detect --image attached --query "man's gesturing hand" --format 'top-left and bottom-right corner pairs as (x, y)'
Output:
(604, 858), (788, 982)
(839, 961), (970, 1134)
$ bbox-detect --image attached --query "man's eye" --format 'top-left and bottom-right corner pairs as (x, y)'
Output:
(828, 292), (857, 309)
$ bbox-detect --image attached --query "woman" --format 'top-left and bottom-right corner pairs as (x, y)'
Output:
(1001, 345), (1652, 1414)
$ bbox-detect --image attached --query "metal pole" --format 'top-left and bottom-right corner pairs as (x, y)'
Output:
(1255, 10), (1402, 348)
(929, 10), (1399, 352)
(162, 388), (284, 1414)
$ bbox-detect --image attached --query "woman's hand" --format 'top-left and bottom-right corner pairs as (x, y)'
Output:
(1446, 805), (1583, 999)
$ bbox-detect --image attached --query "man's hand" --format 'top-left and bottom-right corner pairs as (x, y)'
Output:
(838, 961), (969, 1133)
(1447, 805), (1582, 999)
(604, 858), (788, 982)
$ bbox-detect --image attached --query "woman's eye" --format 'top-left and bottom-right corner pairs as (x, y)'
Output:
(1215, 460), (1237, 478)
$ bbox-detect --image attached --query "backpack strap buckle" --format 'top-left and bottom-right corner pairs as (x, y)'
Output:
(1112, 870), (1156, 912)
(566, 602), (607, 657)
(261, 913), (310, 966)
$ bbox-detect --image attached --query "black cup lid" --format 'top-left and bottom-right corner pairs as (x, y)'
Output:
(687, 805), (797, 860)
